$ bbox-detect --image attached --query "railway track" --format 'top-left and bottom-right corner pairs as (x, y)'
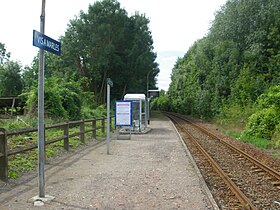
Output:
(165, 112), (280, 210)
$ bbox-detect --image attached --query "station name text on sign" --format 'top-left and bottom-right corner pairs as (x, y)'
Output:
(33, 30), (61, 56)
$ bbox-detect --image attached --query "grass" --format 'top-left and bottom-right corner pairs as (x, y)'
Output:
(4, 118), (107, 179)
(226, 130), (271, 149)
(239, 134), (271, 149)
(9, 151), (37, 179)
(150, 111), (169, 120)
(214, 112), (274, 150)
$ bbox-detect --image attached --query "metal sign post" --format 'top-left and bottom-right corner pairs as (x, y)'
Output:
(32, 0), (61, 199)
(106, 78), (113, 155)
(38, 0), (46, 198)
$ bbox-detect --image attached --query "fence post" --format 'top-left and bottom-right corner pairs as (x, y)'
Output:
(80, 119), (85, 143)
(64, 122), (69, 151)
(0, 128), (8, 181)
(92, 119), (96, 139)
(110, 116), (113, 131)
(102, 118), (105, 134)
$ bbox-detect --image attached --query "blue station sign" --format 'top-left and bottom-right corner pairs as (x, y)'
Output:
(33, 30), (61, 56)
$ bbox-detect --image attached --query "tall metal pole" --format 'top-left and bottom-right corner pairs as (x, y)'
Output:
(106, 82), (110, 155)
(38, 0), (46, 198)
(146, 70), (152, 125)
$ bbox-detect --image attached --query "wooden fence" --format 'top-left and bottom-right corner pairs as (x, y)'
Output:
(0, 116), (112, 181)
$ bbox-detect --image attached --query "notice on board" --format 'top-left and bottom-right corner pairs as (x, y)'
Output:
(115, 101), (132, 126)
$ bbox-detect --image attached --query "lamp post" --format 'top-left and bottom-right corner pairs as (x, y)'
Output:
(146, 70), (152, 125)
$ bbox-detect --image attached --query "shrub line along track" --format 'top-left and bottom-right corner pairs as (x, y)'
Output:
(164, 112), (280, 210)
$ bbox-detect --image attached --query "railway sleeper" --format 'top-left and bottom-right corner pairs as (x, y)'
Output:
(252, 169), (263, 173)
(271, 181), (280, 186)
(257, 172), (266, 176)
(233, 154), (241, 157)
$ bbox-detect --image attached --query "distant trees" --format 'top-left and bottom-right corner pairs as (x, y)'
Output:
(0, 43), (10, 64)
(0, 43), (23, 96)
(155, 0), (280, 142)
(1, 0), (159, 120)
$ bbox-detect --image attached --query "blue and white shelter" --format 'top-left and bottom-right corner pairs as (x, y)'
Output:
(124, 93), (147, 131)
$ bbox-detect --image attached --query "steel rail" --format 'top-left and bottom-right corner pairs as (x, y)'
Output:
(169, 114), (257, 210)
(176, 114), (280, 181)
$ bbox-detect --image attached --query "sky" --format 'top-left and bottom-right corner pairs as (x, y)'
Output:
(0, 0), (227, 91)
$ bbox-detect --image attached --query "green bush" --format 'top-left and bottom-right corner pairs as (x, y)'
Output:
(81, 104), (106, 119)
(243, 108), (278, 140)
(151, 90), (171, 111)
(272, 123), (280, 148)
(23, 77), (84, 120)
(215, 103), (255, 128)
(44, 78), (68, 119)
(60, 81), (82, 120)
(243, 85), (280, 140)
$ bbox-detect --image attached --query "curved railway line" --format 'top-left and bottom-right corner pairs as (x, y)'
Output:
(164, 112), (280, 210)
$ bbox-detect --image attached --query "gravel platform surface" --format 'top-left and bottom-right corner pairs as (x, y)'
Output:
(0, 113), (218, 210)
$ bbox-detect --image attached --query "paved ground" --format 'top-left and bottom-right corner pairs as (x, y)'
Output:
(0, 113), (218, 210)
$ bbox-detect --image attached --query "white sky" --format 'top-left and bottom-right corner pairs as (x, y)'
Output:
(0, 0), (227, 91)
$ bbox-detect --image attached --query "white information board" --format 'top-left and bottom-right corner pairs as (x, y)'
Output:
(115, 101), (132, 126)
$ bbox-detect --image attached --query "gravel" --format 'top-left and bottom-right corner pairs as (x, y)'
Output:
(0, 114), (217, 210)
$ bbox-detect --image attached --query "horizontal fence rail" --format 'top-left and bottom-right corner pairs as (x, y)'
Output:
(0, 116), (113, 181)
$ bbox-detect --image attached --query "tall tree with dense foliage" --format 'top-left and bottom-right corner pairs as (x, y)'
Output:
(20, 0), (158, 119)
(60, 0), (159, 104)
(157, 0), (280, 142)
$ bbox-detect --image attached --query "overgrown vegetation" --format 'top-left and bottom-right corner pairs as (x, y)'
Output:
(152, 0), (280, 149)
(242, 86), (280, 145)
(4, 117), (107, 179)
(1, 0), (158, 121)
(1, 0), (158, 179)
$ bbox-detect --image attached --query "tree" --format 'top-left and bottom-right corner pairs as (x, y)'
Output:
(0, 42), (10, 64)
(60, 0), (159, 104)
(0, 61), (23, 96)
(163, 0), (280, 126)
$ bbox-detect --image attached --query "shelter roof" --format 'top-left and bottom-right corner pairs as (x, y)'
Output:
(124, 94), (146, 101)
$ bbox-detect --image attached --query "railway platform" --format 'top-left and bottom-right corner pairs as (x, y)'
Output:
(0, 112), (218, 210)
